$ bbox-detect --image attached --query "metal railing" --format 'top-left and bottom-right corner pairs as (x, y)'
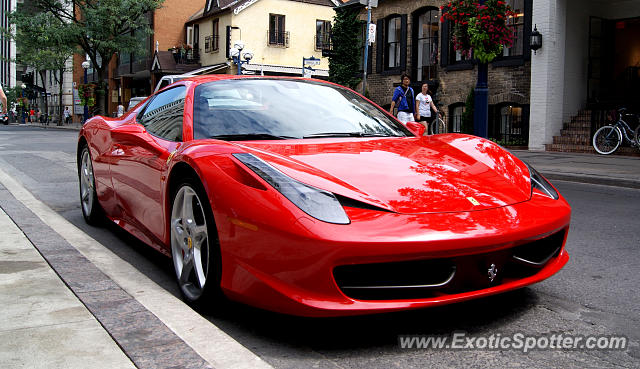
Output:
(314, 34), (331, 52)
(489, 112), (529, 146)
(267, 31), (290, 47)
(204, 35), (219, 53)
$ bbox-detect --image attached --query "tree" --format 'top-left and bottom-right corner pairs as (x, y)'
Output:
(8, 8), (74, 125)
(328, 7), (362, 90)
(10, 0), (164, 115)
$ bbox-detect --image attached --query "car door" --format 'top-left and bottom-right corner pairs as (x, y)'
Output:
(109, 85), (186, 247)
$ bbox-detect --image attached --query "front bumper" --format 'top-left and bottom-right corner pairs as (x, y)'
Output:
(213, 188), (571, 317)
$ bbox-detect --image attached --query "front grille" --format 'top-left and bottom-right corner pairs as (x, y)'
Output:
(512, 230), (565, 266)
(334, 259), (456, 300)
(334, 229), (566, 300)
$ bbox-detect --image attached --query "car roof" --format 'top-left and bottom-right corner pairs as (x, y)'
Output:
(177, 74), (335, 87)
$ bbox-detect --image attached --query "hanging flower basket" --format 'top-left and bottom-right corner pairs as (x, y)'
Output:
(78, 83), (97, 107)
(441, 0), (516, 63)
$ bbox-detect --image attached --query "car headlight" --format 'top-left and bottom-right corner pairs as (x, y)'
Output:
(233, 153), (350, 224)
(526, 163), (558, 200)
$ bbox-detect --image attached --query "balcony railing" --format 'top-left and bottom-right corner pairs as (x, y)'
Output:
(205, 35), (219, 53)
(267, 31), (290, 47)
(314, 34), (332, 52)
(172, 48), (200, 64)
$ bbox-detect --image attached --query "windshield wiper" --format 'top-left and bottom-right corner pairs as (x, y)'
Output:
(303, 132), (394, 138)
(209, 133), (298, 141)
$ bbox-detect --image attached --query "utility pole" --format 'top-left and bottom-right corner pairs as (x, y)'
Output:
(473, 0), (489, 138)
(362, 0), (371, 96)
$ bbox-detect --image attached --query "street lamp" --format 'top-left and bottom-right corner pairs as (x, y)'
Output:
(530, 25), (542, 54)
(230, 40), (253, 75)
(81, 60), (90, 124)
(20, 83), (26, 124)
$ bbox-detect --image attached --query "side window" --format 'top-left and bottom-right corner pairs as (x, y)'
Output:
(139, 86), (186, 142)
(158, 79), (170, 91)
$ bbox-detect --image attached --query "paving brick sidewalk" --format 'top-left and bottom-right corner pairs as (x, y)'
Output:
(0, 206), (136, 369)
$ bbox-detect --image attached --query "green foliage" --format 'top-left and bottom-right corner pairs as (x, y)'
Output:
(8, 0), (164, 114)
(442, 0), (515, 64)
(329, 7), (362, 89)
(78, 84), (97, 107)
(8, 10), (74, 73)
(467, 18), (503, 64)
(2, 86), (23, 111)
(461, 88), (474, 134)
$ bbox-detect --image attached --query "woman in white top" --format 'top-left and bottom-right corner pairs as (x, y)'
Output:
(415, 83), (439, 132)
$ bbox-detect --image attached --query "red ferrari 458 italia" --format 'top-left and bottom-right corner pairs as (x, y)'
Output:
(77, 75), (570, 317)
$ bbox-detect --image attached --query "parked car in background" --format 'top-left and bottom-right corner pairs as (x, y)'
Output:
(127, 97), (147, 111)
(154, 75), (188, 94)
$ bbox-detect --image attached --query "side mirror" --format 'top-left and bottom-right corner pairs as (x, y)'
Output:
(111, 124), (165, 153)
(405, 121), (426, 137)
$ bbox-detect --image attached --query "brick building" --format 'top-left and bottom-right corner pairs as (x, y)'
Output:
(343, 0), (533, 147)
(341, 0), (640, 151)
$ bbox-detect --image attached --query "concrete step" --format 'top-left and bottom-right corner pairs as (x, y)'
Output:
(553, 136), (591, 145)
(563, 121), (592, 130)
(561, 129), (591, 136)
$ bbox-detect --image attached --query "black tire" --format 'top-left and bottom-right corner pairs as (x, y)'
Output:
(169, 177), (223, 308)
(592, 125), (621, 155)
(634, 124), (640, 148)
(78, 145), (104, 224)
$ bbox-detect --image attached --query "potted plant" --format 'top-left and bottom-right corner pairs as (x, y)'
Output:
(441, 0), (516, 63)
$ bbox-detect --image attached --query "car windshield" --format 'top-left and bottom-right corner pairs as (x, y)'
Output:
(192, 79), (411, 140)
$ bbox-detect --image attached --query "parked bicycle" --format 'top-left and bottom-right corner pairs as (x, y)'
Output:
(592, 108), (640, 155)
(430, 111), (447, 135)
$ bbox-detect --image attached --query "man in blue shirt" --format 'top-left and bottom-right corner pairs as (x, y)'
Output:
(389, 73), (415, 124)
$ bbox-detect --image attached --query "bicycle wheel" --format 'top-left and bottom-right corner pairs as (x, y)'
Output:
(592, 125), (622, 155)
(634, 124), (640, 148)
(430, 117), (447, 135)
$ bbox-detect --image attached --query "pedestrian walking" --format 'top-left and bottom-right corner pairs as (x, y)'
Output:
(415, 83), (440, 132)
(63, 106), (71, 124)
(29, 107), (35, 123)
(389, 73), (415, 124)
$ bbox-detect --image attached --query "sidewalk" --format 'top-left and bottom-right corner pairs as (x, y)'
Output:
(511, 150), (640, 189)
(0, 207), (135, 369)
(16, 121), (84, 131)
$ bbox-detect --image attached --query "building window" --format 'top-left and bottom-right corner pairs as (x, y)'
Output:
(414, 8), (439, 81)
(502, 0), (524, 57)
(315, 20), (331, 51)
(269, 14), (288, 47)
(205, 19), (219, 53)
(386, 16), (402, 69)
(448, 21), (471, 63)
(489, 103), (529, 145)
(450, 103), (465, 133)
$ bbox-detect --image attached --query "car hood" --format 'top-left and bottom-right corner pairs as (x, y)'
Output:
(235, 134), (532, 214)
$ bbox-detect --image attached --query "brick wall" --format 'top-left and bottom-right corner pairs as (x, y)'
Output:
(362, 0), (531, 115)
(154, 0), (205, 51)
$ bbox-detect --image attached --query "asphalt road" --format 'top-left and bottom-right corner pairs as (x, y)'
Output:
(0, 125), (638, 368)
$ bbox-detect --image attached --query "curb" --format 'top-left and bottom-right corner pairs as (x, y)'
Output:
(542, 172), (640, 190)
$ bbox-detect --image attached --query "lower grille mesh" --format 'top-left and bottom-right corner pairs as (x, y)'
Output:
(334, 229), (566, 300)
